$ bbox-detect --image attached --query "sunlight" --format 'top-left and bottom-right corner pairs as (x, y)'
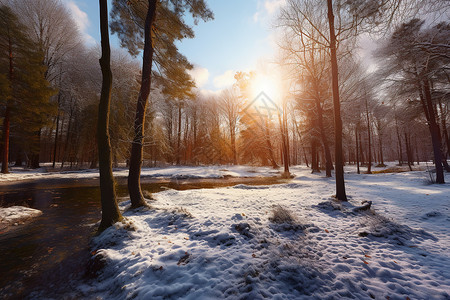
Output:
(250, 72), (284, 104)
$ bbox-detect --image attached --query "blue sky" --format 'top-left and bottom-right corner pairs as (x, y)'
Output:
(64, 0), (285, 92)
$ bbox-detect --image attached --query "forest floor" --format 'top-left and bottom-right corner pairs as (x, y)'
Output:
(66, 163), (448, 300)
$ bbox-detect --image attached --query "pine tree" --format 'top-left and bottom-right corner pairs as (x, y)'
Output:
(0, 5), (54, 172)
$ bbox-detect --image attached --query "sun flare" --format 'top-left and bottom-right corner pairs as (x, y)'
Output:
(250, 73), (284, 103)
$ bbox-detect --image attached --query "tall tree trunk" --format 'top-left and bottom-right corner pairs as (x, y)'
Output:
(1, 106), (10, 174)
(355, 126), (360, 174)
(128, 0), (157, 207)
(311, 138), (320, 173)
(52, 97), (61, 168)
(277, 104), (290, 175)
(365, 97), (372, 174)
(61, 108), (73, 169)
(230, 126), (237, 165)
(98, 0), (122, 231)
(327, 0), (346, 200)
(422, 79), (444, 183)
(176, 102), (182, 165)
(314, 92), (332, 177)
(2, 30), (14, 174)
(405, 132), (412, 171)
(378, 129), (384, 166)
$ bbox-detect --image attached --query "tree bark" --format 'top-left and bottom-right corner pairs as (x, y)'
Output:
(422, 79), (444, 183)
(327, 0), (347, 200)
(2, 29), (13, 174)
(355, 126), (360, 174)
(1, 106), (10, 174)
(52, 96), (61, 169)
(128, 0), (157, 207)
(176, 102), (182, 165)
(98, 0), (122, 231)
(364, 96), (372, 174)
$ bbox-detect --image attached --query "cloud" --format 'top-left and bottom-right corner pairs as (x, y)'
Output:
(213, 70), (236, 89)
(66, 1), (96, 45)
(188, 66), (210, 88)
(253, 0), (286, 23)
(264, 0), (286, 15)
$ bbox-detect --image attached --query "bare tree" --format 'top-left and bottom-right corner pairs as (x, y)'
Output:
(218, 87), (241, 165)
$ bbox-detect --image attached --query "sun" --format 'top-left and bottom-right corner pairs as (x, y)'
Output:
(250, 72), (284, 103)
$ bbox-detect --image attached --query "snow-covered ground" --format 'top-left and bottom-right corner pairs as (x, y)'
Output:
(0, 165), (280, 183)
(77, 165), (449, 299)
(0, 206), (42, 230)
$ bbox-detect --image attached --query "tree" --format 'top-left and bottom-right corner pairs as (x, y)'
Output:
(219, 87), (241, 165)
(0, 4), (54, 172)
(377, 19), (449, 183)
(110, 0), (213, 208)
(11, 0), (83, 168)
(326, 0), (347, 199)
(97, 0), (123, 231)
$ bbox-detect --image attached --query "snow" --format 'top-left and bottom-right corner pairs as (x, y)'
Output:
(79, 165), (450, 299)
(0, 206), (42, 228)
(0, 165), (279, 183)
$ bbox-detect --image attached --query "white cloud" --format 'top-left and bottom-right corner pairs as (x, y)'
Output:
(264, 0), (286, 15)
(66, 1), (96, 45)
(188, 66), (210, 88)
(213, 70), (236, 89)
(253, 0), (286, 24)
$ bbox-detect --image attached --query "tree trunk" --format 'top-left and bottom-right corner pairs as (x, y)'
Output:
(2, 30), (14, 174)
(365, 97), (372, 174)
(314, 92), (332, 177)
(404, 132), (412, 171)
(176, 102), (182, 165)
(61, 108), (73, 169)
(355, 126), (360, 174)
(98, 0), (122, 231)
(327, 0), (346, 200)
(128, 0), (157, 207)
(422, 79), (444, 183)
(378, 125), (384, 166)
(52, 97), (61, 168)
(1, 106), (10, 174)
(230, 126), (237, 165)
(311, 139), (320, 173)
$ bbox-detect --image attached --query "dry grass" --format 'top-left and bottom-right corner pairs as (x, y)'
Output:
(269, 205), (296, 224)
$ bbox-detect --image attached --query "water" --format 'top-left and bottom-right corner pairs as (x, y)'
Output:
(0, 177), (287, 299)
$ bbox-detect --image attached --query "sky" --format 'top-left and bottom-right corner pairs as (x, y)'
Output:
(63, 0), (286, 94)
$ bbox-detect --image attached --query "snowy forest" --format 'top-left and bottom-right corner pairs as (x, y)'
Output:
(0, 0), (449, 299)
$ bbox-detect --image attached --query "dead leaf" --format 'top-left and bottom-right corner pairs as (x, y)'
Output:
(365, 254), (371, 258)
(242, 213), (246, 216)
(252, 253), (256, 258)
(184, 237), (189, 240)
(324, 229), (329, 233)
(393, 261), (397, 264)
(363, 260), (369, 264)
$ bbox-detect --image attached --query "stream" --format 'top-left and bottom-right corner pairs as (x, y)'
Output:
(0, 176), (287, 299)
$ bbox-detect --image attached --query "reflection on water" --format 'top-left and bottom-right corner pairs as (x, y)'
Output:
(0, 177), (287, 299)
